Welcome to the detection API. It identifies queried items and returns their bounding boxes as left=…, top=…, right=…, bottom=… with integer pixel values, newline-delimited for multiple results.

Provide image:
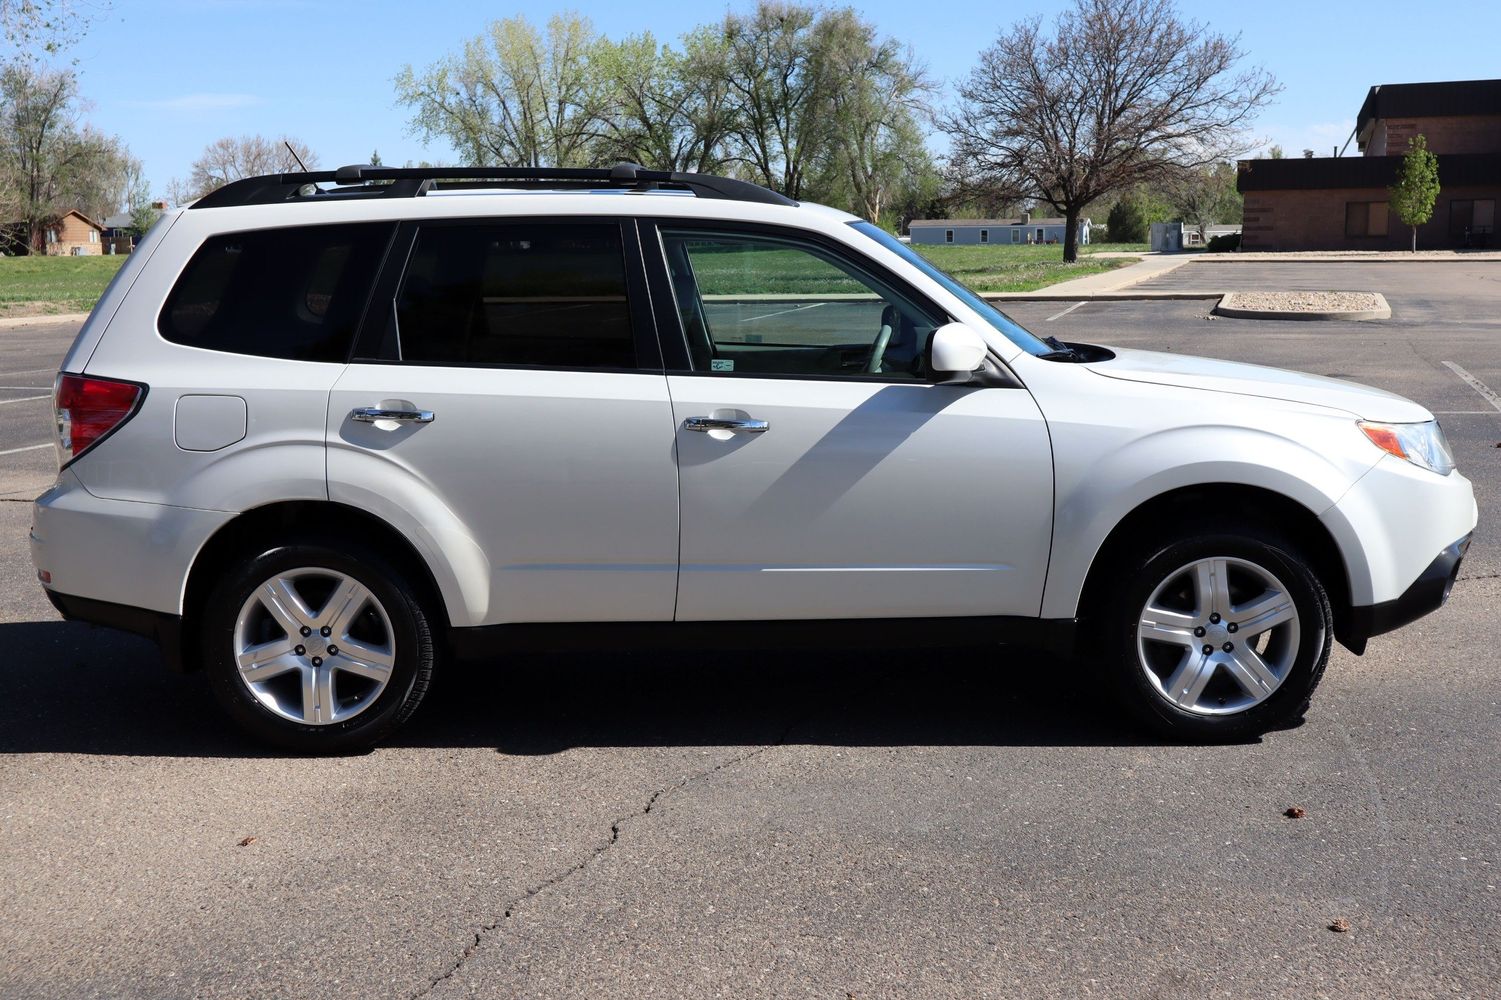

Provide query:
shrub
left=1106, top=198, right=1147, bottom=243
left=1206, top=232, right=1241, bottom=253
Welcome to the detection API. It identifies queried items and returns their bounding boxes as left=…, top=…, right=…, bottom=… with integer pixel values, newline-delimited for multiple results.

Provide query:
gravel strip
left=1221, top=291, right=1384, bottom=312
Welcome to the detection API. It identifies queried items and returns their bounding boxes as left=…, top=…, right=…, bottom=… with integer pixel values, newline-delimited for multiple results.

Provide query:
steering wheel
left=865, top=316, right=894, bottom=373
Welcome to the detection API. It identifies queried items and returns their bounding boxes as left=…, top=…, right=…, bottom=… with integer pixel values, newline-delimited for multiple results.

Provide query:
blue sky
left=59, top=0, right=1501, bottom=200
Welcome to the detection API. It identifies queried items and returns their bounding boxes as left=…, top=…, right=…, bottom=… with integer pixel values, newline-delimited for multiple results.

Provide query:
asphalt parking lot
left=2, top=260, right=1499, bottom=999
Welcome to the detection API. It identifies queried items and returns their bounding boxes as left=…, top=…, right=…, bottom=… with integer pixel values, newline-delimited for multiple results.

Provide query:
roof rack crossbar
left=190, top=162, right=795, bottom=209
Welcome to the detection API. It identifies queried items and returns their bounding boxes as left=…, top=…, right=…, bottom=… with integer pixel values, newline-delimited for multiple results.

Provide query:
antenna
left=283, top=140, right=309, bottom=172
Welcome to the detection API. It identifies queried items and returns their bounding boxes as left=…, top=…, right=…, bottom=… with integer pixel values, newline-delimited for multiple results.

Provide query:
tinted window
left=160, top=223, right=390, bottom=362
left=393, top=223, right=636, bottom=369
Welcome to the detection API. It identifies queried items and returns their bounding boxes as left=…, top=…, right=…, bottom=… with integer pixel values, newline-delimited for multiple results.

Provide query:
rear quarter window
left=159, top=223, right=391, bottom=362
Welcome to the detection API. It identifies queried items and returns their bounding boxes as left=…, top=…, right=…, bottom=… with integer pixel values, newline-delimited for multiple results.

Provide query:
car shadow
left=0, top=620, right=1172, bottom=758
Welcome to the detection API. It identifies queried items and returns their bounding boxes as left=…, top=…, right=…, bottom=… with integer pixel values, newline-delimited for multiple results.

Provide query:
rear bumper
left=29, top=470, right=231, bottom=616
left=1341, top=533, right=1471, bottom=652
left=44, top=589, right=186, bottom=672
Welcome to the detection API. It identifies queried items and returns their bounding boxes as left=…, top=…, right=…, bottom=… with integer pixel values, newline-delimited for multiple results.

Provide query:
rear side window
left=391, top=223, right=636, bottom=369
left=160, top=223, right=390, bottom=362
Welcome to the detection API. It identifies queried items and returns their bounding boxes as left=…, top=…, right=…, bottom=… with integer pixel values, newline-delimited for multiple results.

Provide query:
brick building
left=1237, top=79, right=1500, bottom=250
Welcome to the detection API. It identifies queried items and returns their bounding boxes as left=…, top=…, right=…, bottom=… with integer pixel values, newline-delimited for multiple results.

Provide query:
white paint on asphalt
left=0, top=368, right=57, bottom=378
left=738, top=302, right=826, bottom=322
left=1045, top=301, right=1086, bottom=322
left=0, top=394, right=48, bottom=406
left=0, top=443, right=51, bottom=457
left=1442, top=361, right=1501, bottom=413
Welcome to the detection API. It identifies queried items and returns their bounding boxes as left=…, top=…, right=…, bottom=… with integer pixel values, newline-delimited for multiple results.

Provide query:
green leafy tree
left=396, top=13, right=608, bottom=168
left=0, top=63, right=131, bottom=253
left=1168, top=162, right=1241, bottom=241
left=818, top=9, right=935, bottom=222
left=720, top=2, right=835, bottom=199
left=593, top=28, right=735, bottom=173
left=1388, top=133, right=1440, bottom=252
left=1107, top=197, right=1147, bottom=243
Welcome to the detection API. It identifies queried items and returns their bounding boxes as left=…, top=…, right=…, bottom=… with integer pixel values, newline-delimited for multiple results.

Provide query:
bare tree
left=0, top=63, right=129, bottom=252
left=396, top=13, right=608, bottom=168
left=944, top=0, right=1278, bottom=261
left=183, top=134, right=318, bottom=200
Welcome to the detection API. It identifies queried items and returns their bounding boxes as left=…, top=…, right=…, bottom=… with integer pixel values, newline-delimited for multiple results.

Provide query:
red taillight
left=54, top=373, right=144, bottom=466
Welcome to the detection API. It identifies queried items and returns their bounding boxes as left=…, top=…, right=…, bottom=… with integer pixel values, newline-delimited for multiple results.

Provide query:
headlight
left=1358, top=419, right=1456, bottom=476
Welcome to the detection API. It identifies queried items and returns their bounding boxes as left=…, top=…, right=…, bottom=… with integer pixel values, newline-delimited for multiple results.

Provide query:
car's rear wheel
left=1104, top=526, right=1333, bottom=741
left=199, top=541, right=434, bottom=753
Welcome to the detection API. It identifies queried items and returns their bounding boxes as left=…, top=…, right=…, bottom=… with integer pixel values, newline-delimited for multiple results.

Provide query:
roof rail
left=189, top=162, right=797, bottom=210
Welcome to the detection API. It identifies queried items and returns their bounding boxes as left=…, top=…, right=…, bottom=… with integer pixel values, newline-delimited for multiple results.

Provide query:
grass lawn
left=911, top=242, right=1148, bottom=293
left=0, top=255, right=126, bottom=316
left=0, top=240, right=1152, bottom=316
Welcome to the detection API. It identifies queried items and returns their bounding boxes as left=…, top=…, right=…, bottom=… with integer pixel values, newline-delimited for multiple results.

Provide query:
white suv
left=30, top=164, right=1477, bottom=752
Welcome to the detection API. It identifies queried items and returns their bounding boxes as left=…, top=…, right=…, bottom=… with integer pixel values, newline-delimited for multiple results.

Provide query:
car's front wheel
left=1105, top=527, right=1333, bottom=741
left=199, top=540, right=435, bottom=753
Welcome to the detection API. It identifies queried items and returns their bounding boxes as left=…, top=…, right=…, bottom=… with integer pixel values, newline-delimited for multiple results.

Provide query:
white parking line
left=0, top=443, right=50, bottom=457
left=1045, top=301, right=1086, bottom=322
left=738, top=302, right=827, bottom=322
left=0, top=394, right=48, bottom=406
left=0, top=368, right=57, bottom=378
left=1442, top=361, right=1501, bottom=413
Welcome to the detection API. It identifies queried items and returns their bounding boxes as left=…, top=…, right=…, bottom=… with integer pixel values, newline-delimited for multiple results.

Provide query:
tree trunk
left=1411, top=225, right=1417, bottom=253
left=1062, top=207, right=1080, bottom=263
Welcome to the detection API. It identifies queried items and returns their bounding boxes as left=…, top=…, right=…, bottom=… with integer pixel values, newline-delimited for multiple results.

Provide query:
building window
left=1011, top=228, right=1020, bottom=244
left=944, top=229, right=954, bottom=243
left=979, top=229, right=988, bottom=244
left=1036, top=228, right=1045, bottom=243
left=1345, top=201, right=1389, bottom=238
left=89, top=230, right=99, bottom=243
left=45, top=229, right=56, bottom=243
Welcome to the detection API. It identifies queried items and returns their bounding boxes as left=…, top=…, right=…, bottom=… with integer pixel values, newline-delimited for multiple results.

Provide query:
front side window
left=391, top=223, right=635, bottom=369
left=849, top=221, right=1051, bottom=356
left=659, top=228, right=943, bottom=381
left=160, top=223, right=390, bottom=361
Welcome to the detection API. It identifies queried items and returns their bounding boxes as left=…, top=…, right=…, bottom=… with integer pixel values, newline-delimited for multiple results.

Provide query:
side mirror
left=926, top=323, right=988, bottom=382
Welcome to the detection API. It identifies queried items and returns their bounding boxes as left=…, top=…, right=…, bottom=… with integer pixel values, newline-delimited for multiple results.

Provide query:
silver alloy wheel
left=1135, top=556, right=1301, bottom=716
left=232, top=568, right=396, bottom=726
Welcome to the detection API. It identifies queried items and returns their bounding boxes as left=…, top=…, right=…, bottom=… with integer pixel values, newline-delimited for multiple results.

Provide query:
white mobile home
left=908, top=214, right=1091, bottom=247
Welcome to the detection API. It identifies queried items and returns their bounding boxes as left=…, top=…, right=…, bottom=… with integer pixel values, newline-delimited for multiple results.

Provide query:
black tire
left=1102, top=524, right=1333, bottom=742
left=199, top=539, right=435, bottom=753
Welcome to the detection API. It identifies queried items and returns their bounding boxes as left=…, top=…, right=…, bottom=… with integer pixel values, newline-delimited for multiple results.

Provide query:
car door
left=642, top=220, right=1054, bottom=622
left=326, top=217, right=679, bottom=626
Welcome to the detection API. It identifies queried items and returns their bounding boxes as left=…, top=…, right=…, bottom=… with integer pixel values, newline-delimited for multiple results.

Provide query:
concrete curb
left=0, top=312, right=90, bottom=328
left=984, top=291, right=1222, bottom=302
left=1186, top=254, right=1501, bottom=264
left=1212, top=292, right=1391, bottom=321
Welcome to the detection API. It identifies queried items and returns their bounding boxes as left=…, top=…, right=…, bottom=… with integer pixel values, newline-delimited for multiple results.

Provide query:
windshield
left=849, top=221, right=1051, bottom=357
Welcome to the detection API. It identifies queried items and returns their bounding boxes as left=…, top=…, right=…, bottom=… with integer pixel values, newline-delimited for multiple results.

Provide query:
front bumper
left=1340, top=533, right=1471, bottom=653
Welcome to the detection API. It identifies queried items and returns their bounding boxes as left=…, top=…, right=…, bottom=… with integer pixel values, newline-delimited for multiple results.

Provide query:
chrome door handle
left=684, top=416, right=769, bottom=434
left=351, top=406, right=435, bottom=424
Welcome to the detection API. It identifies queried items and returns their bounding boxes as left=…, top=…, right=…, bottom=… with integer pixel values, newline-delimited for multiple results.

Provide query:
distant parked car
left=32, top=163, right=1476, bottom=751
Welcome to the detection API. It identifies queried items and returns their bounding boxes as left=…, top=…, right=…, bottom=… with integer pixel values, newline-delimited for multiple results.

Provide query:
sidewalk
left=983, top=253, right=1207, bottom=301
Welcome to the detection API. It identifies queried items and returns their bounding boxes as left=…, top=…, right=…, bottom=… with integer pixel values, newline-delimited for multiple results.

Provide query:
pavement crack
left=411, top=720, right=800, bottom=998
